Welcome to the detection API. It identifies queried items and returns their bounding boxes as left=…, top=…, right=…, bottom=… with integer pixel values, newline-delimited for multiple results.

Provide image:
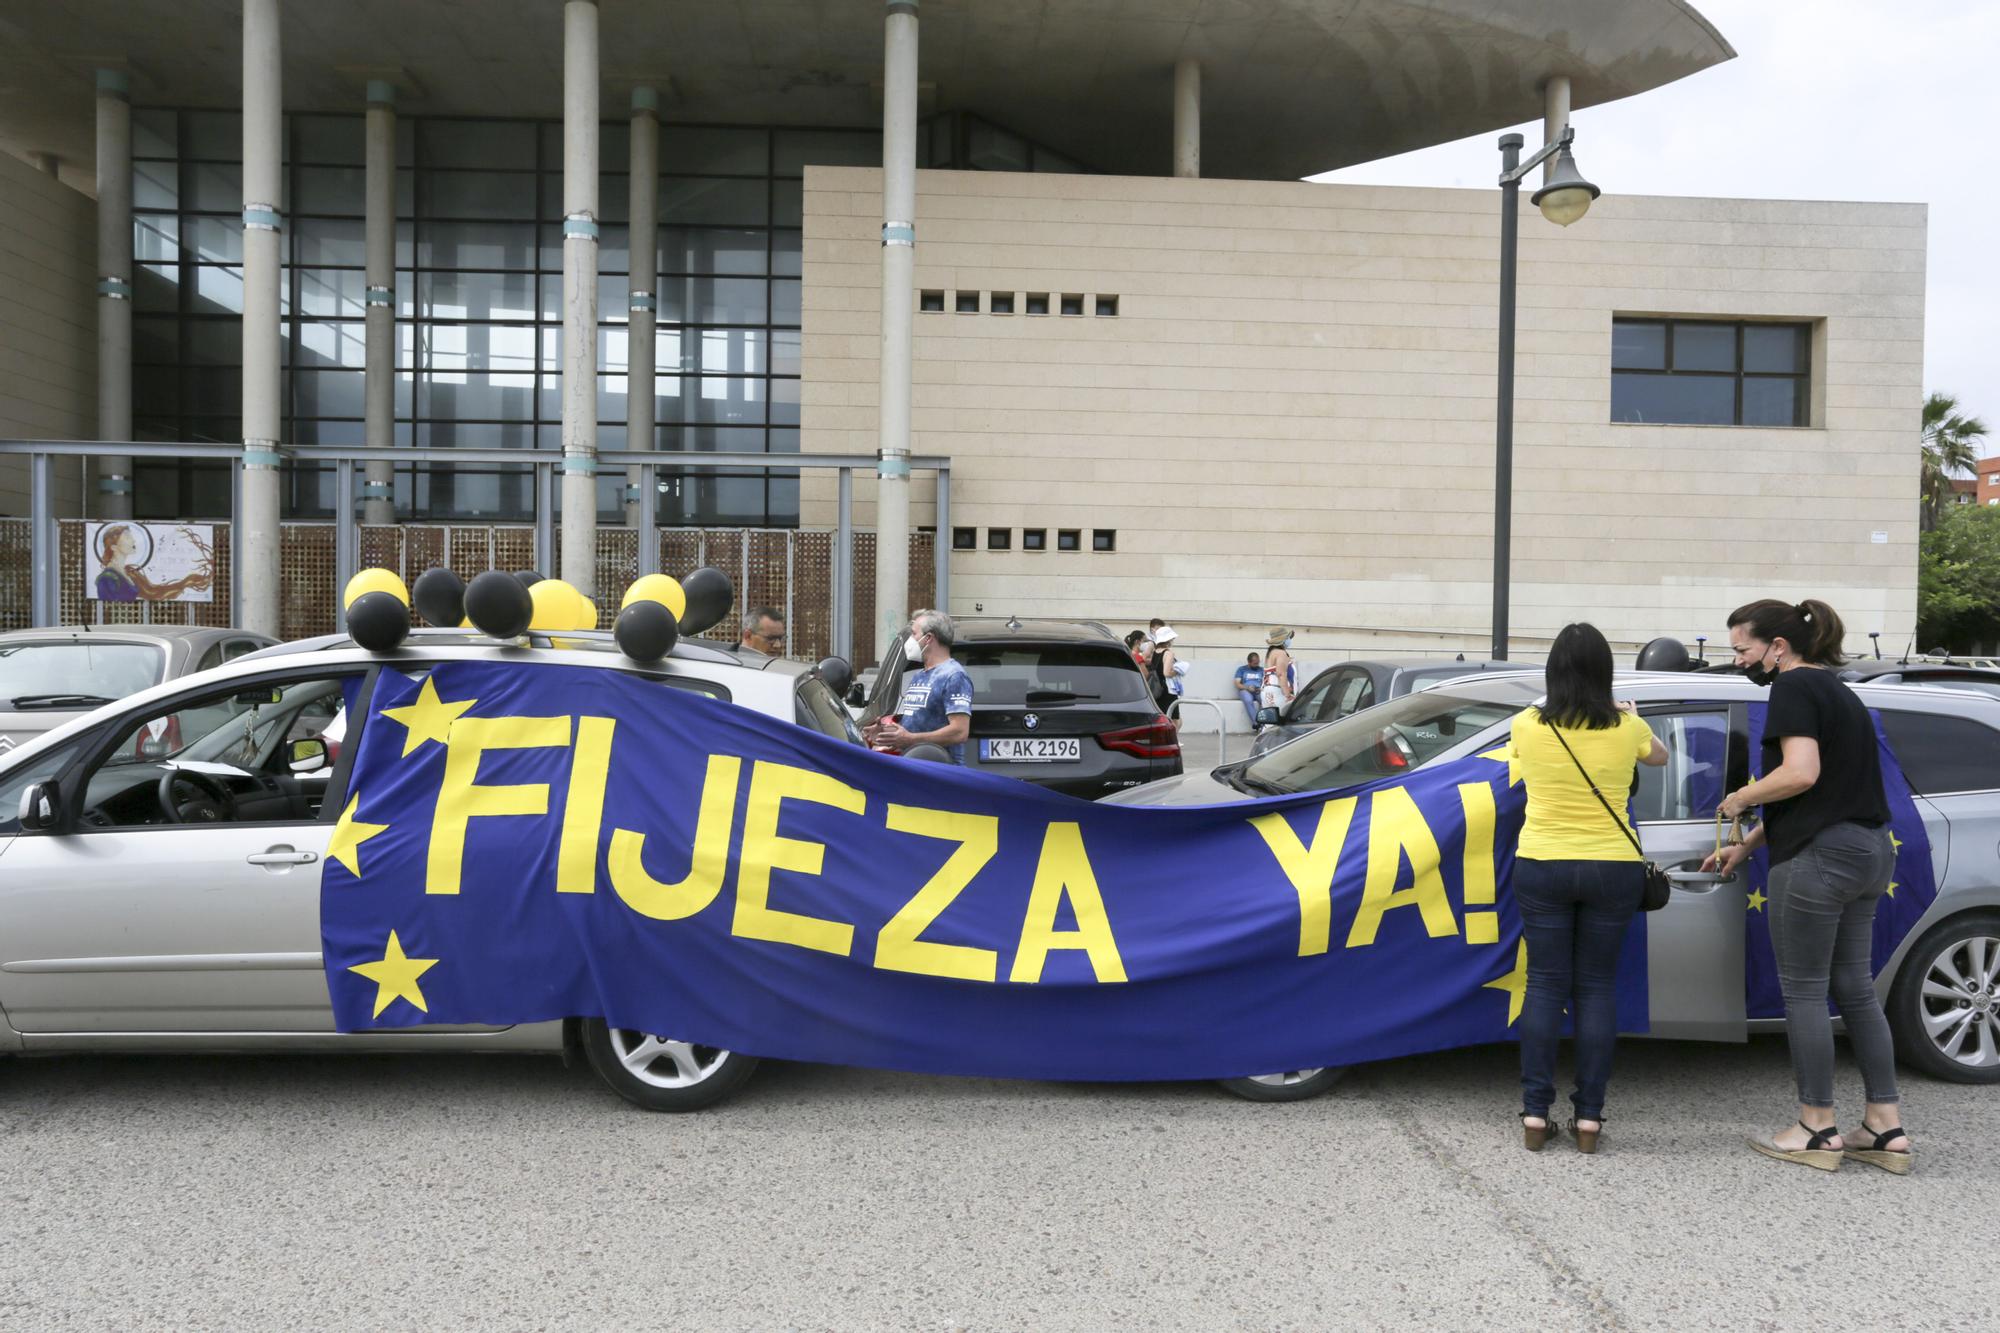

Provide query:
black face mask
left=1743, top=650, right=1779, bottom=687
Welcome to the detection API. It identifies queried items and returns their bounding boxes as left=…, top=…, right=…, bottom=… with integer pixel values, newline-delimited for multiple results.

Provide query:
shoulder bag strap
left=1545, top=720, right=1648, bottom=860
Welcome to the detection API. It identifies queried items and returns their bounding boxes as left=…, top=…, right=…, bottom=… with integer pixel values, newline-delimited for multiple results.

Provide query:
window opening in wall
left=1611, top=318, right=1811, bottom=427
left=1022, top=528, right=1046, bottom=551
left=1057, top=528, right=1080, bottom=551
left=955, top=291, right=980, bottom=314
left=951, top=526, right=976, bottom=551
left=1025, top=292, right=1050, bottom=316
left=1060, top=293, right=1084, bottom=316
left=989, top=292, right=1015, bottom=315
left=1091, top=529, right=1115, bottom=552
left=987, top=528, right=1012, bottom=550
left=1095, top=295, right=1118, bottom=317
left=920, top=289, right=945, bottom=312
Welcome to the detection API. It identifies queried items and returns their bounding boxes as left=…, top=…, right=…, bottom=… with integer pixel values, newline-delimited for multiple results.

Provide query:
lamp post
left=1491, top=125, right=1599, bottom=660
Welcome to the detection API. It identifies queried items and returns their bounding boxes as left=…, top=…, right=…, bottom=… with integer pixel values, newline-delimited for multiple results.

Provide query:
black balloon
left=1635, top=636, right=1692, bottom=672
left=512, top=569, right=544, bottom=588
left=347, top=590, right=411, bottom=652
left=904, top=743, right=952, bottom=764
left=412, top=567, right=466, bottom=628
left=815, top=655, right=853, bottom=697
left=679, top=565, right=734, bottom=636
left=465, top=569, right=534, bottom=639
left=614, top=600, right=680, bottom=660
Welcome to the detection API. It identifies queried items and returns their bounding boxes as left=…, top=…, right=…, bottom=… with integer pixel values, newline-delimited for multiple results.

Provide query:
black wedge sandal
left=1843, top=1124, right=1913, bottom=1175
left=1748, top=1121, right=1842, bottom=1172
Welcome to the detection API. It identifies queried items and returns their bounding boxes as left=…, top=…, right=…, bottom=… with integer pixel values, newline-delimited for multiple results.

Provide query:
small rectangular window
left=987, top=528, right=1011, bottom=550
left=1057, top=528, right=1080, bottom=551
left=1091, top=528, right=1115, bottom=552
left=951, top=526, right=976, bottom=551
left=1094, top=295, right=1118, bottom=317
left=955, top=291, right=980, bottom=314
left=1060, top=293, right=1084, bottom=316
left=990, top=292, right=1015, bottom=315
left=1611, top=317, right=1811, bottom=428
left=1022, top=528, right=1046, bottom=551
left=920, top=290, right=945, bottom=312
left=1025, top=292, right=1050, bottom=316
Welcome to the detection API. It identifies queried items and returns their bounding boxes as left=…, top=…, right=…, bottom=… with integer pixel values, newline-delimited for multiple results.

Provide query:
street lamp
left=1490, top=125, right=1599, bottom=661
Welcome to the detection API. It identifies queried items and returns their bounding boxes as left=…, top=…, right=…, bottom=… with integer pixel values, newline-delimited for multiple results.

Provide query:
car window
left=223, top=638, right=264, bottom=662
left=80, top=672, right=363, bottom=829
left=1878, top=710, right=2000, bottom=795
left=795, top=676, right=864, bottom=745
left=1329, top=670, right=1375, bottom=720
left=0, top=640, right=165, bottom=707
left=952, top=643, right=1149, bottom=707
left=1632, top=709, right=1741, bottom=822
left=1288, top=673, right=1333, bottom=722
left=1243, top=690, right=1521, bottom=795
left=0, top=739, right=83, bottom=836
left=196, top=642, right=226, bottom=673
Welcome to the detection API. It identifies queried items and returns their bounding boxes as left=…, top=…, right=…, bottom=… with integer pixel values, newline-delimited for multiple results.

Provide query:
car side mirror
left=18, top=780, right=61, bottom=832
left=1255, top=707, right=1281, bottom=727
left=288, top=738, right=329, bottom=774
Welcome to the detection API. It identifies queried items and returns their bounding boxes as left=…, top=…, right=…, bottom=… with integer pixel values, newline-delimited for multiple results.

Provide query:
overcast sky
left=1315, top=0, right=1998, bottom=451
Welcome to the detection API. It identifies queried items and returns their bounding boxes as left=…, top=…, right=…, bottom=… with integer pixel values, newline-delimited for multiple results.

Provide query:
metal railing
left=1, top=439, right=950, bottom=665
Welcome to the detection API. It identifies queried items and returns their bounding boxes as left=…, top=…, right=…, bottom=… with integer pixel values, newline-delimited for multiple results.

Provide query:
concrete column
left=559, top=0, right=601, bottom=596
left=1541, top=75, right=1571, bottom=184
left=95, top=69, right=133, bottom=519
left=625, top=86, right=659, bottom=529
left=239, top=0, right=284, bottom=637
left=875, top=0, right=918, bottom=650
left=1173, top=57, right=1200, bottom=179
left=362, top=80, right=397, bottom=525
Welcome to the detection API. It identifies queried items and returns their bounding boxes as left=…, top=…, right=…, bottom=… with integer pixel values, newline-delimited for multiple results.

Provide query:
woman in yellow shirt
left=1510, top=623, right=1667, bottom=1152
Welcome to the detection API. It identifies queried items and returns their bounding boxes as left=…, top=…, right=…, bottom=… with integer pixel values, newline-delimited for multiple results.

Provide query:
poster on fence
left=85, top=522, right=217, bottom=603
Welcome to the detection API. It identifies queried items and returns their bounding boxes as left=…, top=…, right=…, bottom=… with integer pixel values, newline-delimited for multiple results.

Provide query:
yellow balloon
left=620, top=573, right=686, bottom=621
left=528, top=578, right=580, bottom=631
left=570, top=587, right=601, bottom=631
left=343, top=567, right=409, bottom=609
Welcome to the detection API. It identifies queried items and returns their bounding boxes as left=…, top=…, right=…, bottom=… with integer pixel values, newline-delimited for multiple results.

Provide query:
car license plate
left=982, top=737, right=1081, bottom=763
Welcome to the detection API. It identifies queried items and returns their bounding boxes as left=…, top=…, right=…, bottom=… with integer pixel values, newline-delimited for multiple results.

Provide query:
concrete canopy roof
left=0, top=0, right=1731, bottom=183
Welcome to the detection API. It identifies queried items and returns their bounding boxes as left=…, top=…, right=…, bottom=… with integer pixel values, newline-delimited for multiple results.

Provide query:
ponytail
left=1727, top=597, right=1848, bottom=667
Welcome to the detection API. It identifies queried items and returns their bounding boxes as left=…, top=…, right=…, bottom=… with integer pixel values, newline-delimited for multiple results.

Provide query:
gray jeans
left=1767, top=820, right=1900, bottom=1109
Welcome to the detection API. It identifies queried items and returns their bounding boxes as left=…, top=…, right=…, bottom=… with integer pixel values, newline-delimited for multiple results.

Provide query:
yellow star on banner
left=1483, top=939, right=1529, bottom=1026
left=326, top=793, right=389, bottom=877
left=348, top=930, right=439, bottom=1019
left=1887, top=881, right=1898, bottom=899
left=1747, top=888, right=1767, bottom=912
left=1890, top=832, right=1904, bottom=854
left=380, top=677, right=477, bottom=756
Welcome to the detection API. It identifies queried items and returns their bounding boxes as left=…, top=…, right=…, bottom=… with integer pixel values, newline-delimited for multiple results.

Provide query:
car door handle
left=1666, top=870, right=1736, bottom=885
left=246, top=850, right=319, bottom=866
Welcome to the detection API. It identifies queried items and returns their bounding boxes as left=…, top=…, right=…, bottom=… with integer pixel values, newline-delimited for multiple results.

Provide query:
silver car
left=0, top=630, right=863, bottom=1112
left=0, top=625, right=274, bottom=756
left=1112, top=670, right=2000, bottom=1098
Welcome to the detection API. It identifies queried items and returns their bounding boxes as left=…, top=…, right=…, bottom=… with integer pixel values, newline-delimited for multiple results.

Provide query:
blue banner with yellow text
left=321, top=662, right=1633, bottom=1079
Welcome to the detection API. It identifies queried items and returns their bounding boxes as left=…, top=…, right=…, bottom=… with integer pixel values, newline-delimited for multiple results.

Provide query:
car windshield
left=953, top=643, right=1149, bottom=706
left=1241, top=690, right=1523, bottom=794
left=0, top=640, right=164, bottom=707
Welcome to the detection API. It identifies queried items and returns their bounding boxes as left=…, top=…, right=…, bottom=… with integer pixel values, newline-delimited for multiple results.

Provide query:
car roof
left=1841, top=660, right=2000, bottom=680
left=1418, top=667, right=2000, bottom=716
left=950, top=618, right=1118, bottom=642
left=0, top=624, right=250, bottom=644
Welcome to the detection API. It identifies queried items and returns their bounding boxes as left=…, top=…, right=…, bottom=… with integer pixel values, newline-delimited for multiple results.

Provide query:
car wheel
left=1217, top=1067, right=1348, bottom=1103
left=579, top=1018, right=760, bottom=1111
left=1889, top=912, right=2000, bottom=1085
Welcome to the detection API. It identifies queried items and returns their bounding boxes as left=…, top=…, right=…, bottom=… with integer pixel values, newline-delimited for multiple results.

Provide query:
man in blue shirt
left=864, top=609, right=974, bottom=763
left=1233, top=652, right=1263, bottom=725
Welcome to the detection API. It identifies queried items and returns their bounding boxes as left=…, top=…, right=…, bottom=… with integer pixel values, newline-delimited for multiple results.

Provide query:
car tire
left=1217, top=1067, right=1348, bottom=1103
left=1888, top=912, right=2000, bottom=1085
left=579, top=1018, right=760, bottom=1111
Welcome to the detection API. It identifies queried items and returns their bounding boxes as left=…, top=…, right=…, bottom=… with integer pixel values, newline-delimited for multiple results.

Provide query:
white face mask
left=903, top=634, right=926, bottom=664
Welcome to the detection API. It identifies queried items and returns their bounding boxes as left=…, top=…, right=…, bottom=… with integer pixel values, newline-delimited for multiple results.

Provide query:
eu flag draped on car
left=321, top=660, right=1618, bottom=1080
left=1742, top=703, right=1939, bottom=1021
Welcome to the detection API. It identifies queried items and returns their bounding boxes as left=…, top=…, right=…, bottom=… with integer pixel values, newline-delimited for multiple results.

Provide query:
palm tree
left=1921, top=391, right=1989, bottom=531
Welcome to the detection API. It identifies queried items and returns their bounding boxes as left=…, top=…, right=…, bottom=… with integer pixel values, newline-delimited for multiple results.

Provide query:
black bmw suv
left=858, top=618, right=1182, bottom=800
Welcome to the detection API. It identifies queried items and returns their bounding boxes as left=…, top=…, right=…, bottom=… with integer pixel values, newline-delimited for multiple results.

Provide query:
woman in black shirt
left=1704, top=598, right=1912, bottom=1173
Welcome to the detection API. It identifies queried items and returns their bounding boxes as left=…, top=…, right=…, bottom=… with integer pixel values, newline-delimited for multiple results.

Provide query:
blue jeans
left=1516, top=858, right=1644, bottom=1122
left=1238, top=690, right=1258, bottom=725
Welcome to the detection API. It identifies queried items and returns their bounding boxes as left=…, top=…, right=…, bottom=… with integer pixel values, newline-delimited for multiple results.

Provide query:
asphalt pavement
left=3, top=1036, right=1992, bottom=1330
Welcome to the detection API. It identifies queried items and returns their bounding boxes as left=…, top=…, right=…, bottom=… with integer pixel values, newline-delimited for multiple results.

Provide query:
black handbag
left=1545, top=722, right=1673, bottom=912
